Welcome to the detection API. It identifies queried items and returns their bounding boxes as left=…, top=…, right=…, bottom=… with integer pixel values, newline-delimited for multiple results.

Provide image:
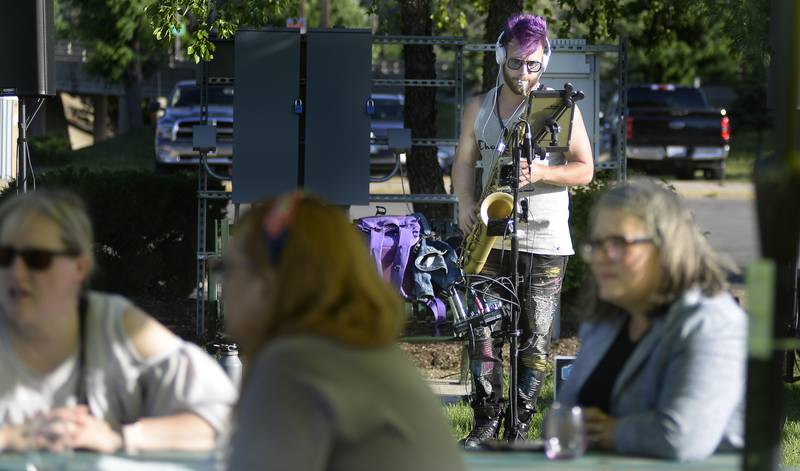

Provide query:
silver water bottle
left=218, top=344, right=243, bottom=389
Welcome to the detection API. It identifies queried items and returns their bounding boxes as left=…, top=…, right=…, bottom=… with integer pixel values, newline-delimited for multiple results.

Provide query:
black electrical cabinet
left=233, top=29, right=372, bottom=205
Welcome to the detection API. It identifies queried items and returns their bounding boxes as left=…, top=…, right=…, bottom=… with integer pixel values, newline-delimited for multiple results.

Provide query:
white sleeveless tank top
left=472, top=85, right=574, bottom=255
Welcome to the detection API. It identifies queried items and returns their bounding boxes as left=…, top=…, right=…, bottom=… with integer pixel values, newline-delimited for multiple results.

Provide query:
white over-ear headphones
left=494, top=30, right=552, bottom=75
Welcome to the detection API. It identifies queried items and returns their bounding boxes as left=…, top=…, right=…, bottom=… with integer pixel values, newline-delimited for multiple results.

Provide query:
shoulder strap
left=392, top=222, right=415, bottom=296
left=425, top=298, right=447, bottom=336
left=364, top=223, right=386, bottom=274
left=76, top=295, right=89, bottom=406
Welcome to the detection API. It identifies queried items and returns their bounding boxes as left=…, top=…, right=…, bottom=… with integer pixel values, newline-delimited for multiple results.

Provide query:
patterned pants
left=467, top=250, right=568, bottom=410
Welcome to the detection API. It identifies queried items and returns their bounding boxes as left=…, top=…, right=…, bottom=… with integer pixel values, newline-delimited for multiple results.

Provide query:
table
left=463, top=451, right=743, bottom=471
left=0, top=451, right=214, bottom=471
left=0, top=450, right=772, bottom=470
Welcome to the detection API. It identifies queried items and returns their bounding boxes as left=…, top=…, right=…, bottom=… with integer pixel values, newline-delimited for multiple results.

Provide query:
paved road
left=685, top=196, right=759, bottom=275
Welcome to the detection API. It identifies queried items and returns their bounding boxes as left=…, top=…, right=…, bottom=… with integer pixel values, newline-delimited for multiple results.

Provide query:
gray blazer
left=559, top=288, right=747, bottom=461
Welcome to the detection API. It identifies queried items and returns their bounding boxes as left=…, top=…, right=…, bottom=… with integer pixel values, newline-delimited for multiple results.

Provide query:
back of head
left=235, top=193, right=404, bottom=351
left=590, top=179, right=734, bottom=308
left=0, top=189, right=95, bottom=275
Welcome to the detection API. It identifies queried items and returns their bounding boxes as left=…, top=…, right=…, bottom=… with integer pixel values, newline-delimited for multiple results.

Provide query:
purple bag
left=355, top=215, right=422, bottom=299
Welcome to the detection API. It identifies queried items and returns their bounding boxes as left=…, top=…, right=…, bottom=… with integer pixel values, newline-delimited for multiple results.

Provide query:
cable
left=24, top=140, right=36, bottom=191
left=479, top=68, right=502, bottom=145
left=466, top=274, right=521, bottom=307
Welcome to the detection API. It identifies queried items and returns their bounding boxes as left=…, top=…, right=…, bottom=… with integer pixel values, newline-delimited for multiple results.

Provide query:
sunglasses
left=0, top=246, right=81, bottom=270
left=506, top=58, right=543, bottom=73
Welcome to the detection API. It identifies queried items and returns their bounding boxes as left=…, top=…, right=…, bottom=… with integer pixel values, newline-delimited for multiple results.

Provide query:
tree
left=480, top=0, right=523, bottom=93
left=397, top=0, right=448, bottom=221
left=64, top=0, right=168, bottom=131
left=554, top=0, right=770, bottom=134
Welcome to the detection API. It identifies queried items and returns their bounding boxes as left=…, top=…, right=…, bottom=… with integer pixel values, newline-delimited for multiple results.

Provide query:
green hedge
left=565, top=177, right=610, bottom=297
left=0, top=169, right=226, bottom=297
left=28, top=135, right=72, bottom=166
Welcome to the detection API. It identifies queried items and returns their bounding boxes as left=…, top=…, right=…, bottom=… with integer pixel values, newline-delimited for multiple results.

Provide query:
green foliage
left=563, top=175, right=611, bottom=303
left=552, top=0, right=771, bottom=88
left=146, top=0, right=291, bottom=63
left=27, top=135, right=73, bottom=167
left=148, top=0, right=368, bottom=64
left=302, top=0, right=371, bottom=29
left=63, top=0, right=168, bottom=82
left=0, top=169, right=226, bottom=297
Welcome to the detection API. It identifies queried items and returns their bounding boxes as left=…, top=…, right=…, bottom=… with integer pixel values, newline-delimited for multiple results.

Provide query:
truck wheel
left=677, top=168, right=695, bottom=180
left=705, top=162, right=725, bottom=181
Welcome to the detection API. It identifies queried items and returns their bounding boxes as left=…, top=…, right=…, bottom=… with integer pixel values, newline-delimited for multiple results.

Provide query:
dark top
left=577, top=317, right=640, bottom=413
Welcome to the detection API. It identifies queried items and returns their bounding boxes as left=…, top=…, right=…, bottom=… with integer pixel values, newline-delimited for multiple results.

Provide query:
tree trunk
left=398, top=0, right=448, bottom=223
left=92, top=94, right=108, bottom=143
left=481, top=0, right=523, bottom=93
left=320, top=0, right=329, bottom=27
left=122, top=31, right=144, bottom=131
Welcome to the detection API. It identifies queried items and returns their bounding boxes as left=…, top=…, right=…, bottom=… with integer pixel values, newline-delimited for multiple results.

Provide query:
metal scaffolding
left=194, top=34, right=629, bottom=342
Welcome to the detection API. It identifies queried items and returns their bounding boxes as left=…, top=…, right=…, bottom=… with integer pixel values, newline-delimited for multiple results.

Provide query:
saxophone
left=459, top=147, right=515, bottom=275
left=460, top=81, right=533, bottom=275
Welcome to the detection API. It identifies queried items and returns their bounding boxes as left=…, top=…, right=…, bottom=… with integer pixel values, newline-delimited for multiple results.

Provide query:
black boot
left=509, top=369, right=547, bottom=440
left=461, top=402, right=503, bottom=448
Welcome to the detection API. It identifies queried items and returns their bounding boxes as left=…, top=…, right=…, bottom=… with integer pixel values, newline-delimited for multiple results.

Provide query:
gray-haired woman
left=558, top=179, right=746, bottom=461
left=0, top=190, right=236, bottom=454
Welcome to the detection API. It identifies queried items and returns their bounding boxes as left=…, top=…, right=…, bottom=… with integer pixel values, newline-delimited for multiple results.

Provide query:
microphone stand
left=503, top=79, right=532, bottom=441
left=503, top=82, right=583, bottom=441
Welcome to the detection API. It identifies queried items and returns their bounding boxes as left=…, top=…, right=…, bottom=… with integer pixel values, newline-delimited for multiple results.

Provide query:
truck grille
left=175, top=120, right=234, bottom=142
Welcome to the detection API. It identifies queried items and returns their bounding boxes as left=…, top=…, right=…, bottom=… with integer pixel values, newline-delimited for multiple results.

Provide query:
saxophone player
left=451, top=13, right=594, bottom=446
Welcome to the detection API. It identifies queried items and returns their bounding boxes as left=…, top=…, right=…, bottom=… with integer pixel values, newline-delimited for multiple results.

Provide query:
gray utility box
left=233, top=29, right=372, bottom=205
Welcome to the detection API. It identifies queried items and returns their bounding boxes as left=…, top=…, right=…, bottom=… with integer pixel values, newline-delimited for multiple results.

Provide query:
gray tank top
left=472, top=86, right=574, bottom=255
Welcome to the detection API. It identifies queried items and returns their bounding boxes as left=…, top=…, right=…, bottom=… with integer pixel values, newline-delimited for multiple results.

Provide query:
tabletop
left=0, top=450, right=753, bottom=471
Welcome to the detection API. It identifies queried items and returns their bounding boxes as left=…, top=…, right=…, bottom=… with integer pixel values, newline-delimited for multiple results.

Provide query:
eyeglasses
left=580, top=235, right=654, bottom=261
left=506, top=58, right=543, bottom=73
left=0, top=246, right=81, bottom=271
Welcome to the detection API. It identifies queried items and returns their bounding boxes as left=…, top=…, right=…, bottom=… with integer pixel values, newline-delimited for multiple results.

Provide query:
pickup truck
left=154, top=80, right=234, bottom=171
left=619, top=84, right=730, bottom=180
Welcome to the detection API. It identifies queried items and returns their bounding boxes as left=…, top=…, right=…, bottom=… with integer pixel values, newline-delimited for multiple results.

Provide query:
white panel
left=0, top=97, right=17, bottom=181
left=541, top=53, right=599, bottom=162
left=545, top=53, right=591, bottom=75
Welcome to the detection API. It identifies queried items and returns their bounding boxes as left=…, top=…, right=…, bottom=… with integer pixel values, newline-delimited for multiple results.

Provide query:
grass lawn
left=445, top=370, right=800, bottom=466
left=444, top=369, right=554, bottom=441
left=725, top=128, right=769, bottom=181
left=783, top=383, right=800, bottom=466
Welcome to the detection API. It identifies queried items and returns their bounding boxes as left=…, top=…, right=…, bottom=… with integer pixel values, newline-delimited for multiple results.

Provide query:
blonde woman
left=0, top=190, right=236, bottom=454
left=559, top=180, right=746, bottom=460
left=223, top=192, right=464, bottom=471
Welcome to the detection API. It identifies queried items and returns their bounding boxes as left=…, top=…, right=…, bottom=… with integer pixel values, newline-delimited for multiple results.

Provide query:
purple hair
left=502, top=14, right=548, bottom=57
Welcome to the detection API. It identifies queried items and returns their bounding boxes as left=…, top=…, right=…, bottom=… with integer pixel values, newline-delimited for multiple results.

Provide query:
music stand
left=525, top=88, right=580, bottom=156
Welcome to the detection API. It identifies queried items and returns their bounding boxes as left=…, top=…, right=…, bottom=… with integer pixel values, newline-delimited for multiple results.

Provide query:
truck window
left=373, top=98, right=404, bottom=121
left=628, top=88, right=708, bottom=109
left=170, top=85, right=235, bottom=108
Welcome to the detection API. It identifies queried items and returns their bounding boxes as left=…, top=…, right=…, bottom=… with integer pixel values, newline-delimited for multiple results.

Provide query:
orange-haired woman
left=224, top=192, right=464, bottom=471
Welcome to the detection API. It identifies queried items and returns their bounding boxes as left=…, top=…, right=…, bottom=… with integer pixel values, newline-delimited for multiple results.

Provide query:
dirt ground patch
left=400, top=337, right=580, bottom=380
left=136, top=295, right=582, bottom=382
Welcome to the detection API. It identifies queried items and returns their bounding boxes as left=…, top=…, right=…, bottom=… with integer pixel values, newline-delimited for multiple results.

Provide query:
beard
left=502, top=67, right=536, bottom=96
